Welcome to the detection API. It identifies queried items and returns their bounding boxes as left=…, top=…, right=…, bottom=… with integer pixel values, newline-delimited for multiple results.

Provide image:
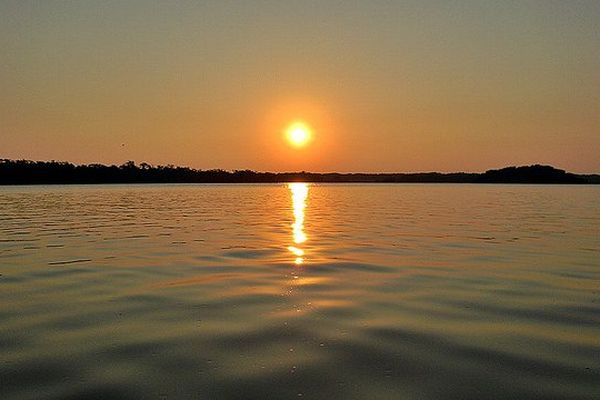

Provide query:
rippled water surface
left=1, top=184, right=599, bottom=399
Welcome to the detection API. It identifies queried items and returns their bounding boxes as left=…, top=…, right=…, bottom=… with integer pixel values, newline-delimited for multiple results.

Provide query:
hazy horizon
left=1, top=1, right=599, bottom=173
left=2, top=157, right=598, bottom=175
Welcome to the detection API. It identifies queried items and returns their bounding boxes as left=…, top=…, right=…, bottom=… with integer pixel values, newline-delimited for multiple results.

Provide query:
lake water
left=1, top=184, right=599, bottom=399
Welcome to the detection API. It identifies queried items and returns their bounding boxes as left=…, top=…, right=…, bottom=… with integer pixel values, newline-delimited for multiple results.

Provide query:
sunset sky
left=1, top=1, right=599, bottom=173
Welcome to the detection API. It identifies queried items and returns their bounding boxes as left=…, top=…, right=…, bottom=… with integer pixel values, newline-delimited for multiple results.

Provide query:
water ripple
left=0, top=184, right=598, bottom=399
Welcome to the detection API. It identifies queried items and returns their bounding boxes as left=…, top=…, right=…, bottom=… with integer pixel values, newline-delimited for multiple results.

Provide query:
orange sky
left=1, top=1, right=599, bottom=172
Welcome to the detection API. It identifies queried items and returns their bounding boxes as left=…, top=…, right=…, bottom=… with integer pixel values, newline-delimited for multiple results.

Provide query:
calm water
left=1, top=184, right=599, bottom=399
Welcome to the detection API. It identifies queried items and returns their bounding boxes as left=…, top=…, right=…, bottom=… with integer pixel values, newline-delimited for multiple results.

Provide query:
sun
left=285, top=121, right=312, bottom=147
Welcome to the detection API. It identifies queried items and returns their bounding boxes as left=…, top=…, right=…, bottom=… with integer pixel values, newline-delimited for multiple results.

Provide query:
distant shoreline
left=1, top=159, right=598, bottom=185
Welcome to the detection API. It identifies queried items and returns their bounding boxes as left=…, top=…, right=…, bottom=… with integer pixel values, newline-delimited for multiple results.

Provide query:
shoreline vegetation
left=0, top=159, right=598, bottom=185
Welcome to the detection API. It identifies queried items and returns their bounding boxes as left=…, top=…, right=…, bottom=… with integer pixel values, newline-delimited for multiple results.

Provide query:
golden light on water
left=288, top=182, right=308, bottom=264
left=287, top=246, right=304, bottom=257
left=285, top=121, right=312, bottom=148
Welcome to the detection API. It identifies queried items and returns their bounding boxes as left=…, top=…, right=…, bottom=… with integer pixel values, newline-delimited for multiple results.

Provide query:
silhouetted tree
left=0, top=159, right=596, bottom=185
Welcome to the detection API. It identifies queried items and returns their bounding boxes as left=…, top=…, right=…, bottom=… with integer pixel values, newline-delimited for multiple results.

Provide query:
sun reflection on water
left=288, top=183, right=308, bottom=264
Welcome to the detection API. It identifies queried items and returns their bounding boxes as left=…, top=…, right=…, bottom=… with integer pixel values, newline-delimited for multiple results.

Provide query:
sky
left=1, top=0, right=599, bottom=173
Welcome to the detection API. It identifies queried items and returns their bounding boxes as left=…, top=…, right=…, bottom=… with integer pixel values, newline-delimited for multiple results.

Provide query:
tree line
left=0, top=159, right=596, bottom=184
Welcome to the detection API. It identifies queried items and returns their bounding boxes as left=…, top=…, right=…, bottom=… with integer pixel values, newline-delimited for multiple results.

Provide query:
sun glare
left=286, top=121, right=312, bottom=147
left=288, top=182, right=308, bottom=265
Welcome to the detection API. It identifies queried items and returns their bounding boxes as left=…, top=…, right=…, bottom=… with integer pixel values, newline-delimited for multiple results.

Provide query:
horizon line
left=3, top=158, right=599, bottom=176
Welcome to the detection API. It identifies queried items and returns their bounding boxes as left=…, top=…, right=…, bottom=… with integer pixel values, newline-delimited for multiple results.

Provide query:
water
left=1, top=184, right=599, bottom=399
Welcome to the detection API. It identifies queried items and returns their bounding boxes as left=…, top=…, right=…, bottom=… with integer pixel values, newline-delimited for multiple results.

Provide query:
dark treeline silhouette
left=478, top=165, right=593, bottom=184
left=0, top=159, right=597, bottom=185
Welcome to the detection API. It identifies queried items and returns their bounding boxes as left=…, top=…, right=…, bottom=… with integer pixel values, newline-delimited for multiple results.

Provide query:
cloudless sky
left=1, top=0, right=599, bottom=172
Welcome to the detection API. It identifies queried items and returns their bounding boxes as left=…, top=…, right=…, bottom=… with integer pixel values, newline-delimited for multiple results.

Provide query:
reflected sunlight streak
left=288, top=183, right=309, bottom=264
